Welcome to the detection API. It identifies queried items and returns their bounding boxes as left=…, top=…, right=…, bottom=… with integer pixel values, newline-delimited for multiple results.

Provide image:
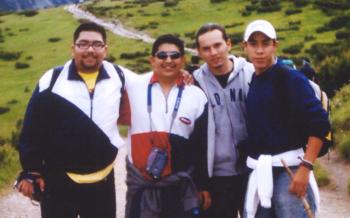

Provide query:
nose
left=164, top=56, right=172, bottom=62
left=86, top=45, right=95, bottom=52
left=209, top=47, right=218, bottom=56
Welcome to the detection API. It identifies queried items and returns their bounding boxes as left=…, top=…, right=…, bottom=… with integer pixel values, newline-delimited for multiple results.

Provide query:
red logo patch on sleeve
left=179, top=117, right=191, bottom=125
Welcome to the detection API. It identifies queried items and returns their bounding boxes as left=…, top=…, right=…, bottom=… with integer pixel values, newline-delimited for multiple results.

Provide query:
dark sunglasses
left=155, top=51, right=182, bottom=60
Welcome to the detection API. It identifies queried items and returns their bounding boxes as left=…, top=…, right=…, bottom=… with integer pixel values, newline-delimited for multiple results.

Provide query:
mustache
left=82, top=52, right=97, bottom=58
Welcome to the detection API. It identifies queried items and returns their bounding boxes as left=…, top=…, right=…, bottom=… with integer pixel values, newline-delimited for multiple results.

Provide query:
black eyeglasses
left=75, top=40, right=105, bottom=50
left=155, top=51, right=182, bottom=60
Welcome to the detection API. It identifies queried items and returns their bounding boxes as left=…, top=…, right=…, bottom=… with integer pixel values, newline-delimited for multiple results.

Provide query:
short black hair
left=73, top=22, right=107, bottom=43
left=195, top=23, right=228, bottom=48
left=152, top=34, right=185, bottom=56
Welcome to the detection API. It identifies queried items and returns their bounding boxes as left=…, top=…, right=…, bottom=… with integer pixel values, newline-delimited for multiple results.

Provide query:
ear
left=149, top=56, right=155, bottom=66
left=226, top=38, right=232, bottom=50
left=71, top=44, right=75, bottom=57
left=104, top=45, right=108, bottom=58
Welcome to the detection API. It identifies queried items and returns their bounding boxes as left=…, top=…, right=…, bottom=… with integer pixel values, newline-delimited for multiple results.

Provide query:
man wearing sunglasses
left=16, top=22, right=133, bottom=218
left=124, top=34, right=211, bottom=218
left=192, top=23, right=254, bottom=218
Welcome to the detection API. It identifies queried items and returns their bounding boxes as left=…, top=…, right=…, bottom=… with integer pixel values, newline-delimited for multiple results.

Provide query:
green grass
left=84, top=0, right=336, bottom=56
left=0, top=145, right=20, bottom=193
left=331, top=84, right=350, bottom=160
left=314, top=161, right=330, bottom=187
left=0, top=6, right=150, bottom=140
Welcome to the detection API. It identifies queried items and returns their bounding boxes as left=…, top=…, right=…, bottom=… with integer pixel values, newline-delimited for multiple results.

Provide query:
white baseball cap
left=244, top=19, right=277, bottom=41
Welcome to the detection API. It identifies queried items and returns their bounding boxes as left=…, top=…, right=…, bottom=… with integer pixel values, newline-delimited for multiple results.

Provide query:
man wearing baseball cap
left=241, top=19, right=330, bottom=218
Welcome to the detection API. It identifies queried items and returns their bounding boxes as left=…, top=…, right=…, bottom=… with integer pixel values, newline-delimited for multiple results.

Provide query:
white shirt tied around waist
left=245, top=148, right=320, bottom=218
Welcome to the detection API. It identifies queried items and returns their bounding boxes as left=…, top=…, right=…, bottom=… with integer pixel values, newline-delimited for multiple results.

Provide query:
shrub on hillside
left=225, top=22, right=244, bottom=29
left=318, top=50, right=350, bottom=97
left=289, top=20, right=301, bottom=26
left=19, top=28, right=29, bottom=32
left=18, top=10, right=38, bottom=17
left=317, top=15, right=350, bottom=33
left=10, top=119, right=22, bottom=149
left=0, top=145, right=20, bottom=190
left=293, top=0, right=309, bottom=7
left=315, top=0, right=350, bottom=10
left=48, top=37, right=61, bottom=43
left=0, top=51, right=21, bottom=61
left=0, top=11, right=11, bottom=16
left=164, top=0, right=178, bottom=7
left=339, top=138, right=350, bottom=160
left=241, top=10, right=252, bottom=17
left=304, top=34, right=315, bottom=41
left=24, top=86, right=30, bottom=93
left=245, top=5, right=258, bottom=12
left=149, top=21, right=159, bottom=29
left=120, top=50, right=149, bottom=59
left=285, top=8, right=302, bottom=15
left=161, top=11, right=170, bottom=17
left=185, top=42, right=195, bottom=49
left=336, top=30, right=350, bottom=40
left=15, top=62, right=30, bottom=69
left=229, top=32, right=244, bottom=44
left=314, top=162, right=330, bottom=187
left=0, top=137, right=5, bottom=146
left=0, top=107, right=10, bottom=115
left=282, top=43, right=304, bottom=55
left=210, top=0, right=228, bottom=3
left=306, top=42, right=342, bottom=63
left=257, top=0, right=281, bottom=13
left=7, top=99, right=18, bottom=105
left=105, top=55, right=116, bottom=63
left=184, top=31, right=196, bottom=40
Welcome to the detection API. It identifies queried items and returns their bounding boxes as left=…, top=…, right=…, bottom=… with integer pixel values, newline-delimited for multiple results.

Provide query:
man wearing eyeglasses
left=192, top=23, right=254, bottom=218
left=124, top=34, right=211, bottom=218
left=16, top=22, right=133, bottom=218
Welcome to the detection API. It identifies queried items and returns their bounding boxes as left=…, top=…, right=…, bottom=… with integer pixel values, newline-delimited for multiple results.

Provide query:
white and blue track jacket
left=125, top=72, right=210, bottom=189
left=19, top=60, right=131, bottom=174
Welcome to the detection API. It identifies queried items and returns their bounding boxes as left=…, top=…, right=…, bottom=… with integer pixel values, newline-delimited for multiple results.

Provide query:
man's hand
left=181, top=69, right=194, bottom=85
left=199, top=190, right=212, bottom=211
left=15, top=173, right=45, bottom=199
left=289, top=165, right=310, bottom=198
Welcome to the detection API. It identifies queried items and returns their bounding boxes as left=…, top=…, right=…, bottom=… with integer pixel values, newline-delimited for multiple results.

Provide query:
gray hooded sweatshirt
left=193, top=55, right=254, bottom=176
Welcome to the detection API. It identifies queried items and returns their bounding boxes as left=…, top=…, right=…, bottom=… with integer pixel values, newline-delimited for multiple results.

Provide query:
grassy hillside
left=83, top=0, right=336, bottom=57
left=332, top=84, right=350, bottom=160
left=0, top=7, right=150, bottom=141
left=0, top=6, right=150, bottom=189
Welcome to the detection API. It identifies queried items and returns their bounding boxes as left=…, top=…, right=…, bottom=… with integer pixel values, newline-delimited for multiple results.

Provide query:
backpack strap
left=113, top=64, right=125, bottom=91
left=48, top=66, right=63, bottom=91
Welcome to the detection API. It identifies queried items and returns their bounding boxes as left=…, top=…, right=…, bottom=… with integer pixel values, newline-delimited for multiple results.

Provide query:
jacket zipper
left=89, top=91, right=94, bottom=118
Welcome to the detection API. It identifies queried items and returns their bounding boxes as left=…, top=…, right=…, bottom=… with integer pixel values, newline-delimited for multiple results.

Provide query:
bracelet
left=298, top=156, right=314, bottom=170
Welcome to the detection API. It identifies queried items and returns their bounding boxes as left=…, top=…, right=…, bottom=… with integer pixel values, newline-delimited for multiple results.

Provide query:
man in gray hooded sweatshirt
left=192, top=23, right=254, bottom=218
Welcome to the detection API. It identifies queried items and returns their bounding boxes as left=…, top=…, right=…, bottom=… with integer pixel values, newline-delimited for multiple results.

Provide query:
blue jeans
left=254, top=167, right=316, bottom=218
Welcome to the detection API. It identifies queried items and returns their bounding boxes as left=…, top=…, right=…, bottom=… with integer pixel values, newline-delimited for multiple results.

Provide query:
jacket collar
left=68, top=59, right=110, bottom=82
left=149, top=72, right=185, bottom=87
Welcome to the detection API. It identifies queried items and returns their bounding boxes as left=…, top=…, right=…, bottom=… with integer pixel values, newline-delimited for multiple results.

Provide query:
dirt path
left=1, top=146, right=349, bottom=217
left=317, top=149, right=350, bottom=218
